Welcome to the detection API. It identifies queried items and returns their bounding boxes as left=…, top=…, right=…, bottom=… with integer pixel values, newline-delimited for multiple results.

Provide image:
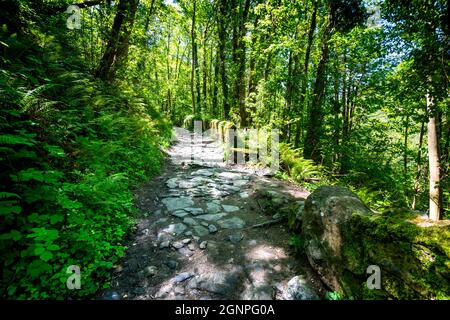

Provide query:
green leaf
left=34, top=247, right=45, bottom=255
left=47, top=244, right=60, bottom=251
left=40, top=251, right=53, bottom=262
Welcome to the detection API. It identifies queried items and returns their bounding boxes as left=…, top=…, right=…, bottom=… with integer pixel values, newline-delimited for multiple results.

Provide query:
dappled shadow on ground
left=106, top=133, right=326, bottom=300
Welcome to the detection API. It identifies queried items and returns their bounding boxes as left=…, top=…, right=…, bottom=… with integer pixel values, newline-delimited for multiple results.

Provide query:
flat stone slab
left=184, top=207, right=204, bottom=215
left=222, top=204, right=240, bottom=213
left=196, top=213, right=228, bottom=222
left=162, top=223, right=188, bottom=235
left=162, top=196, right=194, bottom=211
left=183, top=217, right=198, bottom=226
left=216, top=172, right=243, bottom=180
left=193, top=225, right=209, bottom=237
left=170, top=210, right=190, bottom=218
left=166, top=178, right=178, bottom=189
left=191, top=169, right=215, bottom=176
left=218, top=217, right=246, bottom=229
left=206, top=202, right=222, bottom=213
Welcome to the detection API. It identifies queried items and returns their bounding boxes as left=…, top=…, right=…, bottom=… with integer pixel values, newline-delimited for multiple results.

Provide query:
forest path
left=106, top=128, right=325, bottom=300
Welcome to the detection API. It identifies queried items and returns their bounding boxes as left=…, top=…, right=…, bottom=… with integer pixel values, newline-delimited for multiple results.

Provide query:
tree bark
left=217, top=0, right=230, bottom=119
left=303, top=6, right=332, bottom=162
left=427, top=92, right=441, bottom=221
left=294, top=0, right=317, bottom=148
left=95, top=0, right=138, bottom=81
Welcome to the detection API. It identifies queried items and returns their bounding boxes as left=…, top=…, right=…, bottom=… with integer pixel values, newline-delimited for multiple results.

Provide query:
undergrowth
left=0, top=31, right=171, bottom=299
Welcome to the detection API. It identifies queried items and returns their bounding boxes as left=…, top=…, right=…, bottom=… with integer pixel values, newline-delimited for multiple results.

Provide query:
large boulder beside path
left=301, top=186, right=450, bottom=299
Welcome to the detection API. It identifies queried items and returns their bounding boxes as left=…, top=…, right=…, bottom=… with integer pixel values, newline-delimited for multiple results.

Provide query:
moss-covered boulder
left=301, top=186, right=450, bottom=299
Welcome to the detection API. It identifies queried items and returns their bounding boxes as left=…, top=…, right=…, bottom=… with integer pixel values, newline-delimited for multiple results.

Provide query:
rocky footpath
left=102, top=129, right=324, bottom=300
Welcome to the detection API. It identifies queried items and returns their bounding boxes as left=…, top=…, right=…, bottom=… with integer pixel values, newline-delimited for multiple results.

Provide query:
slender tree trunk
left=191, top=0, right=197, bottom=115
left=404, top=114, right=409, bottom=174
left=218, top=0, right=229, bottom=119
left=304, top=7, right=332, bottom=162
left=294, top=0, right=317, bottom=147
left=95, top=0, right=138, bottom=81
left=412, top=119, right=425, bottom=210
left=427, top=92, right=441, bottom=221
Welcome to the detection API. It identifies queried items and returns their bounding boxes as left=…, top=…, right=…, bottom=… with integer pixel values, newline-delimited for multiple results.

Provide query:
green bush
left=0, top=34, right=170, bottom=299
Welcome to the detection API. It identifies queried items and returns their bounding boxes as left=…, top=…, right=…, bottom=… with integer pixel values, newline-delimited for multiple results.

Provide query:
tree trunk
left=95, top=0, right=138, bottom=81
left=412, top=119, right=425, bottom=210
left=427, top=92, right=441, bottom=221
left=303, top=7, right=332, bottom=162
left=191, top=0, right=198, bottom=115
left=217, top=0, right=230, bottom=119
left=294, top=0, right=317, bottom=148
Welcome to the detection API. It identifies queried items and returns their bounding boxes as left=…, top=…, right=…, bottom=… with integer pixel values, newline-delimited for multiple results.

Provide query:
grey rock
left=208, top=224, right=218, bottom=233
left=188, top=243, right=195, bottom=251
left=199, top=241, right=208, bottom=249
left=196, top=213, right=228, bottom=222
left=216, top=172, right=242, bottom=180
left=162, top=197, right=194, bottom=211
left=183, top=217, right=198, bottom=226
left=182, top=238, right=191, bottom=244
left=172, top=241, right=184, bottom=249
left=239, top=192, right=249, bottom=199
left=184, top=207, right=204, bottom=215
left=145, top=266, right=158, bottom=277
left=200, top=221, right=209, bottom=227
left=233, top=179, right=249, bottom=187
left=174, top=272, right=195, bottom=283
left=218, top=217, right=246, bottom=229
left=162, top=223, right=188, bottom=235
left=228, top=234, right=243, bottom=243
left=166, top=178, right=178, bottom=189
left=186, top=267, right=245, bottom=296
left=171, top=210, right=190, bottom=218
left=178, top=247, right=194, bottom=257
left=283, top=276, right=319, bottom=300
left=159, top=241, right=171, bottom=249
left=191, top=169, right=215, bottom=177
left=206, top=202, right=222, bottom=214
left=222, top=204, right=240, bottom=213
left=193, top=225, right=209, bottom=237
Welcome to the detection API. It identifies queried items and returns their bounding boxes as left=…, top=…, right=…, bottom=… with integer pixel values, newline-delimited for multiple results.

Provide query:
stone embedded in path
left=218, top=217, right=246, bottom=229
left=208, top=224, right=218, bottom=233
left=166, top=178, right=178, bottom=189
left=191, top=169, right=215, bottom=177
left=196, top=213, right=228, bottom=222
left=206, top=202, right=221, bottom=214
left=159, top=241, right=171, bottom=249
left=162, top=196, right=194, bottom=211
left=172, top=241, right=184, bottom=249
left=174, top=272, right=195, bottom=284
left=145, top=266, right=158, bottom=277
left=184, top=207, right=204, bottom=215
left=222, top=204, right=240, bottom=213
left=170, top=210, right=190, bottom=218
left=233, top=179, right=249, bottom=187
left=220, top=185, right=241, bottom=193
left=162, top=223, right=187, bottom=235
left=183, top=217, right=198, bottom=226
left=283, top=276, right=319, bottom=300
left=193, top=225, right=209, bottom=237
left=199, top=241, right=208, bottom=249
left=216, top=172, right=243, bottom=180
left=228, top=234, right=243, bottom=243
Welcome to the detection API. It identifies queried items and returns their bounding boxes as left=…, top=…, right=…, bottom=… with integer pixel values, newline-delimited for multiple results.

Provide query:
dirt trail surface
left=105, top=128, right=326, bottom=300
